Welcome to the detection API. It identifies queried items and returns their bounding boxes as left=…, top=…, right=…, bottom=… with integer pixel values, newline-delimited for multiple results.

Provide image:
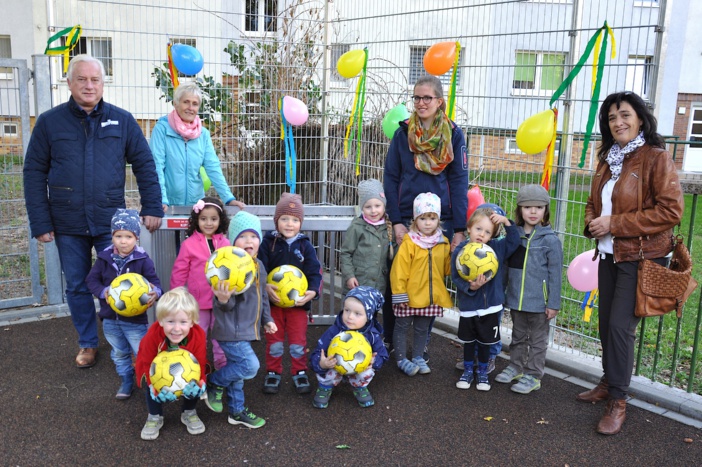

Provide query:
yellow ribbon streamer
left=343, top=76, right=363, bottom=158
left=540, top=108, right=558, bottom=190
left=45, top=25, right=82, bottom=74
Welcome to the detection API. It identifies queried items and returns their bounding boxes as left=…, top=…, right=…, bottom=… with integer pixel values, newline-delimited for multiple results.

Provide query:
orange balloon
left=423, top=42, right=456, bottom=76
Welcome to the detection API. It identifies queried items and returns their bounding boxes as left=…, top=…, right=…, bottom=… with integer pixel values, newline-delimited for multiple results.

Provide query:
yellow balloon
left=336, top=49, right=365, bottom=79
left=516, top=109, right=555, bottom=154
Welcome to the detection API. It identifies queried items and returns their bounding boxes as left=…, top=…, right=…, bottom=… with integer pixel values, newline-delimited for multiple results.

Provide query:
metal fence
left=2, top=0, right=701, bottom=392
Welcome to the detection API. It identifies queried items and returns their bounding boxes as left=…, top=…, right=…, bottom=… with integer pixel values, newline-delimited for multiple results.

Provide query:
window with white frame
left=245, top=0, right=278, bottom=34
left=1, top=122, right=18, bottom=137
left=61, top=36, right=113, bottom=77
left=512, top=51, right=566, bottom=96
left=0, top=35, right=12, bottom=78
left=505, top=137, right=560, bottom=154
left=330, top=44, right=350, bottom=83
left=409, top=46, right=462, bottom=89
left=625, top=56, right=653, bottom=100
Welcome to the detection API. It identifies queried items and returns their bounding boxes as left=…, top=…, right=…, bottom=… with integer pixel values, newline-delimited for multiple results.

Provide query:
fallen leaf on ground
left=684, top=438, right=693, bottom=443
left=336, top=445, right=350, bottom=449
left=483, top=416, right=493, bottom=421
left=536, top=418, right=549, bottom=425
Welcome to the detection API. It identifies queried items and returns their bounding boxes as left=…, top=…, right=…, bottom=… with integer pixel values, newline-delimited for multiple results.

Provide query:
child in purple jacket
left=86, top=209, right=162, bottom=399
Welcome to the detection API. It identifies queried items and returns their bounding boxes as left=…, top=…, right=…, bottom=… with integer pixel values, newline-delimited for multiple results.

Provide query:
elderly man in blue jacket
left=23, top=54, right=163, bottom=369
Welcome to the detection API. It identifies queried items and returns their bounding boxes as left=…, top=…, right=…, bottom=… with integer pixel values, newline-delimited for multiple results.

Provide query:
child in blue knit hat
left=309, top=285, right=389, bottom=408
left=86, top=208, right=162, bottom=400
left=204, top=210, right=278, bottom=429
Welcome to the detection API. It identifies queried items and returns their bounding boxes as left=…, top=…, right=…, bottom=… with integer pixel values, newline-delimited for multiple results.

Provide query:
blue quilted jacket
left=23, top=97, right=162, bottom=237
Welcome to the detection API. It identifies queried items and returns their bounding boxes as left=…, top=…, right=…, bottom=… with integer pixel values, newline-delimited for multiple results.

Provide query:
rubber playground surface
left=2, top=316, right=701, bottom=465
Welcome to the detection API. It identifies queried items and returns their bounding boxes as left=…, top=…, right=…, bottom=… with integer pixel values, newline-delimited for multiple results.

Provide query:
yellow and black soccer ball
left=266, top=265, right=308, bottom=308
left=327, top=330, right=372, bottom=376
left=455, top=242, right=499, bottom=282
left=204, top=246, right=256, bottom=294
left=149, top=349, right=201, bottom=398
left=106, top=272, right=152, bottom=317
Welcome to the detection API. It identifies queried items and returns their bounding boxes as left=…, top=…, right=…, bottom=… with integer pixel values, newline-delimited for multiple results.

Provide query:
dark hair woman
left=579, top=91, right=683, bottom=435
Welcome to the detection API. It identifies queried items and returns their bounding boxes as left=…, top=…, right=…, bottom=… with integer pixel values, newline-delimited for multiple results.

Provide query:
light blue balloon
left=171, top=44, right=204, bottom=75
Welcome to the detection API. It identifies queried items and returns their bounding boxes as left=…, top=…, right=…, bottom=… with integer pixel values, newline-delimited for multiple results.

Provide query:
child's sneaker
left=487, top=357, right=496, bottom=374
left=140, top=414, right=164, bottom=441
left=495, top=365, right=524, bottom=384
left=180, top=409, right=206, bottom=435
left=204, top=384, right=224, bottom=413
left=412, top=356, right=431, bottom=374
left=228, top=407, right=266, bottom=429
left=263, top=372, right=281, bottom=394
left=397, top=358, right=419, bottom=376
left=455, top=359, right=466, bottom=371
left=476, top=364, right=491, bottom=391
left=353, top=386, right=375, bottom=407
left=475, top=370, right=490, bottom=391
left=511, top=375, right=541, bottom=394
left=292, top=372, right=312, bottom=394
left=456, top=369, right=474, bottom=389
left=313, top=386, right=333, bottom=409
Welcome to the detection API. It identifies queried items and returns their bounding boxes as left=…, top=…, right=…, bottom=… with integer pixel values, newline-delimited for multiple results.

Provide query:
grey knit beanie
left=358, top=179, right=386, bottom=208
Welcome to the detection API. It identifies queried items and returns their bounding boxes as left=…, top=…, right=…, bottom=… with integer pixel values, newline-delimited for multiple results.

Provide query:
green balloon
left=200, top=166, right=212, bottom=192
left=382, top=104, right=410, bottom=139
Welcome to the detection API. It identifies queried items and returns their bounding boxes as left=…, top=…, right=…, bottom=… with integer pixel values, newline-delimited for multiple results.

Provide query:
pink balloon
left=567, top=249, right=600, bottom=292
left=283, top=96, right=309, bottom=126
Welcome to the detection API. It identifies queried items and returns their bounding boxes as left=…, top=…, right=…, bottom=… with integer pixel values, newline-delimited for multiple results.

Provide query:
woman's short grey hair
left=66, top=54, right=106, bottom=81
left=173, top=82, right=203, bottom=106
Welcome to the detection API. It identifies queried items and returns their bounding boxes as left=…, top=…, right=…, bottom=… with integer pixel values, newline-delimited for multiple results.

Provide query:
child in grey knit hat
left=339, top=178, right=395, bottom=297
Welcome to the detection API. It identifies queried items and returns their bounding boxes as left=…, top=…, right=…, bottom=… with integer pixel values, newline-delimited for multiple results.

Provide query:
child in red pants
left=258, top=193, right=322, bottom=394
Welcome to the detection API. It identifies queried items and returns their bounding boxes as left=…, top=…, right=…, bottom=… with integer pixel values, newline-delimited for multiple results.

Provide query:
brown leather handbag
left=633, top=156, right=697, bottom=318
left=635, top=235, right=698, bottom=318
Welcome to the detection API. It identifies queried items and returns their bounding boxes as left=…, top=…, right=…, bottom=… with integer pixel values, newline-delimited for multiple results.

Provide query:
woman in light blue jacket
left=150, top=82, right=244, bottom=210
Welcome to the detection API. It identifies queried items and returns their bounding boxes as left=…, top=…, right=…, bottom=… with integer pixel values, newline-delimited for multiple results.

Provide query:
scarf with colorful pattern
left=407, top=111, right=454, bottom=175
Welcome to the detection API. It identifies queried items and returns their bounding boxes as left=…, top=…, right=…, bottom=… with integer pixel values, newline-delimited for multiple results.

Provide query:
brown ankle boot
left=596, top=398, right=626, bottom=435
left=576, top=379, right=608, bottom=403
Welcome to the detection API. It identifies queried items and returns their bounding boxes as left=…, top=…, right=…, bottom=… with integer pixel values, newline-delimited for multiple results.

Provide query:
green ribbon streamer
left=548, top=21, right=611, bottom=168
left=354, top=48, right=369, bottom=174
left=581, top=29, right=608, bottom=168
left=447, top=45, right=459, bottom=119
left=44, top=25, right=81, bottom=54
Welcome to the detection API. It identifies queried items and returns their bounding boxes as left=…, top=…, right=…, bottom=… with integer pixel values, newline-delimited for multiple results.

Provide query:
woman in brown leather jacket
left=578, top=91, right=683, bottom=435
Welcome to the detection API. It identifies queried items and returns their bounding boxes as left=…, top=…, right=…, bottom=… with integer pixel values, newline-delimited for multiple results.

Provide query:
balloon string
left=280, top=103, right=296, bottom=193
left=167, top=43, right=180, bottom=89
left=45, top=25, right=82, bottom=74
left=344, top=71, right=362, bottom=159
left=278, top=98, right=284, bottom=140
left=540, top=108, right=558, bottom=190
left=354, top=48, right=369, bottom=176
left=447, top=42, right=460, bottom=121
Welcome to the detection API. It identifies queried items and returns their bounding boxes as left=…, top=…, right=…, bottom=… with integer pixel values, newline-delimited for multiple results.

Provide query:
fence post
left=31, top=54, right=63, bottom=305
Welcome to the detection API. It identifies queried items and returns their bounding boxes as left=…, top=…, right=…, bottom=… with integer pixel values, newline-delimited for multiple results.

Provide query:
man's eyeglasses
left=412, top=95, right=440, bottom=104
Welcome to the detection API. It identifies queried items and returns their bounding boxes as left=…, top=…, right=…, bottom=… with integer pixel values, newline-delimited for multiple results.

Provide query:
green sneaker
left=205, top=384, right=224, bottom=413
left=511, top=375, right=541, bottom=394
left=229, top=408, right=266, bottom=429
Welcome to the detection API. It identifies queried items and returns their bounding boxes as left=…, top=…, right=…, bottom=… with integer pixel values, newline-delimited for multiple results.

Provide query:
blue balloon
left=476, top=203, right=506, bottom=217
left=171, top=44, right=203, bottom=75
